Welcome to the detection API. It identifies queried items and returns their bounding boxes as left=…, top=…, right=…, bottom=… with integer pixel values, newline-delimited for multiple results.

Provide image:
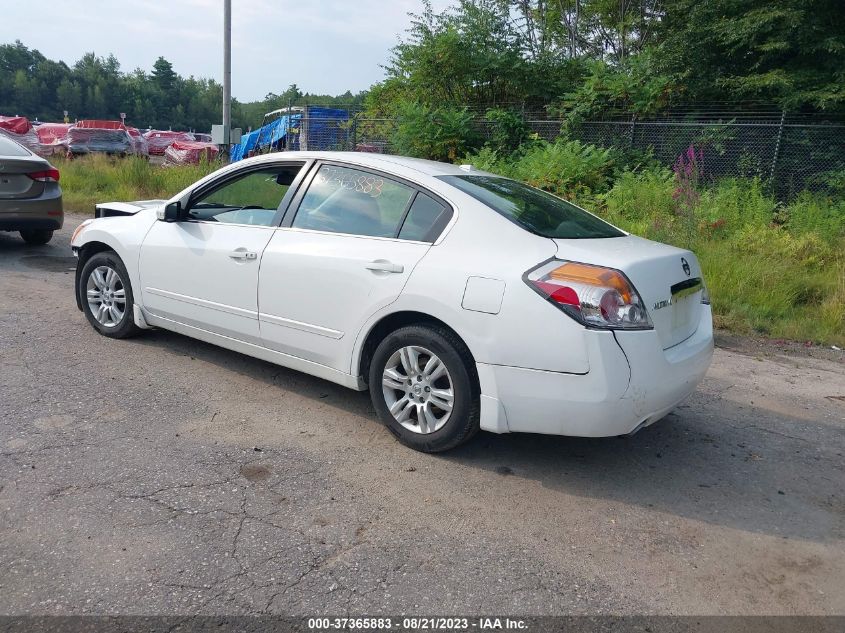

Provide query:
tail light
left=28, top=169, right=60, bottom=183
left=525, top=259, right=653, bottom=330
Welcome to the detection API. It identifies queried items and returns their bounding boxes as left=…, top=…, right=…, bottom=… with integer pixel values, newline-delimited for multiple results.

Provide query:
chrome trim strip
left=144, top=287, right=257, bottom=319
left=182, top=219, right=278, bottom=229
left=258, top=312, right=343, bottom=339
left=273, top=225, right=429, bottom=245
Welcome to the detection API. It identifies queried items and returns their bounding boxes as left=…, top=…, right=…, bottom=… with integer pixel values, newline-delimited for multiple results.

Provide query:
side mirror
left=160, top=201, right=182, bottom=222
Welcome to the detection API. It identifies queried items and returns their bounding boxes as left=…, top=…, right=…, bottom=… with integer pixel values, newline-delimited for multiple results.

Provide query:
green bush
left=695, top=178, right=774, bottom=231
left=467, top=138, right=617, bottom=199
left=781, top=192, right=845, bottom=239
left=391, top=103, right=480, bottom=162
left=463, top=146, right=512, bottom=176
left=508, top=139, right=616, bottom=199
left=603, top=167, right=674, bottom=221
left=483, top=108, right=531, bottom=157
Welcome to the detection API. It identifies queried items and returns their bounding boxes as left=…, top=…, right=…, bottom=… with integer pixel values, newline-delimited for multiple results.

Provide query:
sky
left=0, top=0, right=455, bottom=102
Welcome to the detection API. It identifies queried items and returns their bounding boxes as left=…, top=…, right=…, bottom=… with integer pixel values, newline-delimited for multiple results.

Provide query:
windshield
left=439, top=175, right=624, bottom=239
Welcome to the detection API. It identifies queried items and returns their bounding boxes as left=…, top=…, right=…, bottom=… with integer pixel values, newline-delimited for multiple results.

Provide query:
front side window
left=439, top=175, right=624, bottom=239
left=292, top=164, right=415, bottom=238
left=188, top=164, right=303, bottom=226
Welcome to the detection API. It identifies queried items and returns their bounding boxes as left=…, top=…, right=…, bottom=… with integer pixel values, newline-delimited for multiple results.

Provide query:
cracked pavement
left=1, top=215, right=844, bottom=615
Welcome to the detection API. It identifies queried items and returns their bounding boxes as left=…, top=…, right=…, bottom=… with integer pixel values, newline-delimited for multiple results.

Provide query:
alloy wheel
left=86, top=265, right=126, bottom=328
left=382, top=345, right=454, bottom=434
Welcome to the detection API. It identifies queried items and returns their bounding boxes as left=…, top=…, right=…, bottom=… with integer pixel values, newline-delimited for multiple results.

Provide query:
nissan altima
left=71, top=152, right=713, bottom=452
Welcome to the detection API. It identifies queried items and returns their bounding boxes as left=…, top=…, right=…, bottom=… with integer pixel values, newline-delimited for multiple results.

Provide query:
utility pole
left=222, top=0, right=231, bottom=149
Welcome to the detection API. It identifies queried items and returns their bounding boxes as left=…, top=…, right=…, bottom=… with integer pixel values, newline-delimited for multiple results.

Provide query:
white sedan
left=71, top=152, right=713, bottom=452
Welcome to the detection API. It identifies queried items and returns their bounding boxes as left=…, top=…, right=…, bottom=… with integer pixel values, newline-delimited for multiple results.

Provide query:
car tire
left=19, top=229, right=54, bottom=245
left=77, top=251, right=143, bottom=339
left=369, top=324, right=480, bottom=453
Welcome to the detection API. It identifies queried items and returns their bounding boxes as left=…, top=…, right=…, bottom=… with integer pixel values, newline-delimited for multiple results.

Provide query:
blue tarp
left=231, top=114, right=301, bottom=162
left=301, top=107, right=349, bottom=151
left=229, top=129, right=258, bottom=162
left=230, top=107, right=350, bottom=161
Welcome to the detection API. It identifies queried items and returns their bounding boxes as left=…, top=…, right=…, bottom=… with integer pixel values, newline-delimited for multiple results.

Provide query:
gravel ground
left=0, top=215, right=843, bottom=616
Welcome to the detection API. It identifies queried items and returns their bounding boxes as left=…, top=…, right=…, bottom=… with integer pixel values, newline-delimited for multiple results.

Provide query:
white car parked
left=71, top=152, right=713, bottom=452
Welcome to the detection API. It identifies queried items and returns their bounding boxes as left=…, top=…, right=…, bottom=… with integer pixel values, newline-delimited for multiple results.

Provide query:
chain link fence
left=568, top=116, right=845, bottom=198
left=264, top=106, right=845, bottom=198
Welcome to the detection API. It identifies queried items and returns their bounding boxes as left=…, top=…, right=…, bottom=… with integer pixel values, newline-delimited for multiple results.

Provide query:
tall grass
left=56, top=154, right=219, bottom=213
left=468, top=141, right=845, bottom=346
left=606, top=172, right=844, bottom=345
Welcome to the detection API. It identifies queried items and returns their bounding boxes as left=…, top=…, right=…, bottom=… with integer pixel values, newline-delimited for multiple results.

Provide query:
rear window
left=439, top=175, right=624, bottom=239
left=0, top=136, right=31, bottom=157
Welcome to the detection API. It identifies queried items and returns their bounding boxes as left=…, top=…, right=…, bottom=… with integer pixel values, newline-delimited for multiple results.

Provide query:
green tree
left=56, top=78, right=82, bottom=116
left=151, top=57, right=176, bottom=93
left=558, top=51, right=679, bottom=120
left=280, top=83, right=303, bottom=103
left=12, top=70, right=37, bottom=114
left=655, top=0, right=845, bottom=110
left=377, top=0, right=534, bottom=108
left=0, top=41, right=45, bottom=114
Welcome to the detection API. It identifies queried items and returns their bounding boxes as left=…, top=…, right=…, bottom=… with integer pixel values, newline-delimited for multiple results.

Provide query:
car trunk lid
left=554, top=235, right=704, bottom=349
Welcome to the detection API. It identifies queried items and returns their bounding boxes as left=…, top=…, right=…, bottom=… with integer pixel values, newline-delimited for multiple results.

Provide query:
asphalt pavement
left=1, top=215, right=843, bottom=615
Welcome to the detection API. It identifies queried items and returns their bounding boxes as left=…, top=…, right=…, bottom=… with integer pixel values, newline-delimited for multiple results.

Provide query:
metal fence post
left=285, top=98, right=291, bottom=152
left=770, top=110, right=786, bottom=184
left=303, top=100, right=308, bottom=151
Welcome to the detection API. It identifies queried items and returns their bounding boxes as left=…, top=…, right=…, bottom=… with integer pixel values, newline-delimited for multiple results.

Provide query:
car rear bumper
left=476, top=306, right=713, bottom=436
left=0, top=191, right=64, bottom=231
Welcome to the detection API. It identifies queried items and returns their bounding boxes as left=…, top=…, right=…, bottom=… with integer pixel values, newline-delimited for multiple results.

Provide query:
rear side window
left=0, top=136, right=31, bottom=156
left=399, top=193, right=448, bottom=242
left=293, top=164, right=415, bottom=238
left=439, top=175, right=624, bottom=239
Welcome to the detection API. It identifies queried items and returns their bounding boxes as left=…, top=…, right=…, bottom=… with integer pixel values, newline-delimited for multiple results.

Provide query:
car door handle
left=365, top=260, right=404, bottom=274
left=229, top=250, right=258, bottom=261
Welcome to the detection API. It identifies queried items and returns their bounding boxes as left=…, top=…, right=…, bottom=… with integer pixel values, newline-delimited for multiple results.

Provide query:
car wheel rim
left=86, top=265, right=126, bottom=328
left=382, top=345, right=454, bottom=434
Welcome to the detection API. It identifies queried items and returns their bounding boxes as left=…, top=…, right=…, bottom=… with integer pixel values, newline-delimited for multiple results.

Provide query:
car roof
left=235, top=151, right=493, bottom=178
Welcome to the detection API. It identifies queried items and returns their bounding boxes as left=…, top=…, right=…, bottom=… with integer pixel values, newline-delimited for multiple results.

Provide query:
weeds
left=56, top=154, right=219, bottom=213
